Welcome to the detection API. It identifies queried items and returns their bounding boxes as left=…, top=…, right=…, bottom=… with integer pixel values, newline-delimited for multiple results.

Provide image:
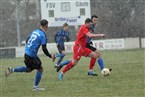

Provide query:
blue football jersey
left=55, top=30, right=70, bottom=46
left=25, top=29, right=47, bottom=57
left=87, top=24, right=95, bottom=44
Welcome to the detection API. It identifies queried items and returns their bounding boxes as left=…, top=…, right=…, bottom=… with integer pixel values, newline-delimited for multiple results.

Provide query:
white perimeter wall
left=15, top=37, right=145, bottom=58
left=141, top=38, right=145, bottom=48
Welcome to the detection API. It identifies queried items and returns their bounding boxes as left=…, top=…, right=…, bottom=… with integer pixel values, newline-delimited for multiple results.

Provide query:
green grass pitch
left=0, top=49, right=145, bottom=97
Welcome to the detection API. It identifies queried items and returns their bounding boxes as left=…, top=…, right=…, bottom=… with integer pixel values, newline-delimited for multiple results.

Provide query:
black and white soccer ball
left=101, top=68, right=112, bottom=77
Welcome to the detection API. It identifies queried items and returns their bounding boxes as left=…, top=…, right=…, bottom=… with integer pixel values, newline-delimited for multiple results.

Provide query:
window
left=49, top=10, right=54, bottom=17
left=80, top=8, right=85, bottom=16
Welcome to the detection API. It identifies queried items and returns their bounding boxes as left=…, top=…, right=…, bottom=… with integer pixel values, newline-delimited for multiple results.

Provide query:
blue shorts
left=57, top=44, right=65, bottom=53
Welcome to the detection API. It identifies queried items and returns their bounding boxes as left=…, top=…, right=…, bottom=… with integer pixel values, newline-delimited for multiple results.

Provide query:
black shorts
left=57, top=44, right=65, bottom=53
left=86, top=43, right=97, bottom=52
left=24, top=54, right=42, bottom=71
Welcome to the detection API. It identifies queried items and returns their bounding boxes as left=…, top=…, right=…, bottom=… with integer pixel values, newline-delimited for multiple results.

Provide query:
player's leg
left=86, top=44, right=97, bottom=76
left=55, top=45, right=66, bottom=67
left=88, top=50, right=99, bottom=59
left=56, top=59, right=71, bottom=72
left=33, top=68, right=44, bottom=91
left=88, top=58, right=97, bottom=76
left=4, top=66, right=28, bottom=78
left=32, top=57, right=44, bottom=91
left=62, top=59, right=78, bottom=74
left=58, top=45, right=81, bottom=80
left=56, top=51, right=66, bottom=66
left=87, top=48, right=105, bottom=71
left=4, top=54, right=32, bottom=77
left=58, top=59, right=79, bottom=80
left=55, top=53, right=65, bottom=67
left=95, top=50, right=105, bottom=70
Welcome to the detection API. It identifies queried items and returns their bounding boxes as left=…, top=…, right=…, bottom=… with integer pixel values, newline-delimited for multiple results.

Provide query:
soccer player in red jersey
left=58, top=18, right=105, bottom=80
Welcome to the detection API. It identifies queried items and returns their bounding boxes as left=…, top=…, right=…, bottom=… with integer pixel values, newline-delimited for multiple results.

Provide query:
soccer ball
left=101, top=68, right=111, bottom=77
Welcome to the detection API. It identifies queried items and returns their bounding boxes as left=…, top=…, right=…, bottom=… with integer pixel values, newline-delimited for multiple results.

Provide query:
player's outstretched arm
left=86, top=32, right=105, bottom=38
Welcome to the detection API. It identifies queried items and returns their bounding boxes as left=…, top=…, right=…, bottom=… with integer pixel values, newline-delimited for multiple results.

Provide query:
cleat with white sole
left=33, top=86, right=45, bottom=91
left=5, top=67, right=13, bottom=78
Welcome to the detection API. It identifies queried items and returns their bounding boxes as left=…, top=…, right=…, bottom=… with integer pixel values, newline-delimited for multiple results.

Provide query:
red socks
left=62, top=61, right=75, bottom=74
left=62, top=58, right=97, bottom=74
left=89, top=58, right=96, bottom=70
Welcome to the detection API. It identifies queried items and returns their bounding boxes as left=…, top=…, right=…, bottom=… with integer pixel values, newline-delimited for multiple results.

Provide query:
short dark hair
left=85, top=18, right=93, bottom=23
left=40, top=19, right=48, bottom=26
left=63, top=23, right=68, bottom=27
left=91, top=15, right=98, bottom=19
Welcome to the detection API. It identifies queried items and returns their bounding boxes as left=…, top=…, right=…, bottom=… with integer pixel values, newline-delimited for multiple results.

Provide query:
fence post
left=16, top=0, right=21, bottom=46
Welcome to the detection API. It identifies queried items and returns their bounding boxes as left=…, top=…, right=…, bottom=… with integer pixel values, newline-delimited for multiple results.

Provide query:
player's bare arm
left=86, top=32, right=105, bottom=38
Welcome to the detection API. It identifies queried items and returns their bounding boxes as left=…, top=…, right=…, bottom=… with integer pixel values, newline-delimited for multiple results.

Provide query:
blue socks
left=97, top=58, right=105, bottom=70
left=13, top=66, right=42, bottom=87
left=55, top=53, right=65, bottom=57
left=57, top=56, right=64, bottom=65
left=13, top=66, right=28, bottom=72
left=55, top=54, right=65, bottom=65
left=60, top=59, right=71, bottom=66
left=34, top=71, right=42, bottom=86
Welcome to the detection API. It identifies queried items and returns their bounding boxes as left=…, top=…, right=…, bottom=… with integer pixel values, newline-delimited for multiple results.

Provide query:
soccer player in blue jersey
left=5, top=19, right=55, bottom=91
left=54, top=23, right=70, bottom=67
left=86, top=15, right=105, bottom=76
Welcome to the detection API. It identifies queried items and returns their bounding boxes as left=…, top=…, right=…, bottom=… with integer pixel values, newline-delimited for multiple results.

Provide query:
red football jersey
left=75, top=25, right=89, bottom=47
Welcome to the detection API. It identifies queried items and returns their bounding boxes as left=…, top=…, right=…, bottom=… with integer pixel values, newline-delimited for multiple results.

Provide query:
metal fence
left=0, top=0, right=145, bottom=47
